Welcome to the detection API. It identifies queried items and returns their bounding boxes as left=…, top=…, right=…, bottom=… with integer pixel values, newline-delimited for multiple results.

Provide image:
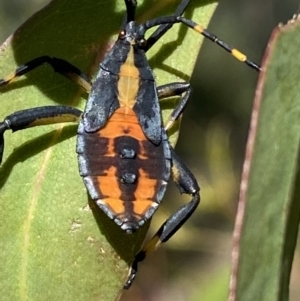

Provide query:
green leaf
left=230, top=16, right=300, bottom=301
left=0, top=0, right=218, bottom=300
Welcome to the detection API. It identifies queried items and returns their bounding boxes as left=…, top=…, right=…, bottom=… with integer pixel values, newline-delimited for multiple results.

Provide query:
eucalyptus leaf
left=230, top=15, right=300, bottom=301
left=0, top=0, right=218, bottom=300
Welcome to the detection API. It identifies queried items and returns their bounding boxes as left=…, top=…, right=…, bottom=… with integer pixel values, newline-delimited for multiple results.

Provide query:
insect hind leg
left=124, top=146, right=200, bottom=289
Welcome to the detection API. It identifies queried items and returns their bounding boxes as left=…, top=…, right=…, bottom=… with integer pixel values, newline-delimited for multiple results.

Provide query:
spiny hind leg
left=124, top=146, right=200, bottom=289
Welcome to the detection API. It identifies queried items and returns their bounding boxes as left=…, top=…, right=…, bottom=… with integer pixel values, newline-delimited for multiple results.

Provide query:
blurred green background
left=0, top=0, right=299, bottom=300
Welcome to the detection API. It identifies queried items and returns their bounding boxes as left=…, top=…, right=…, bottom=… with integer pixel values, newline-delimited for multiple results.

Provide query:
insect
left=0, top=0, right=260, bottom=289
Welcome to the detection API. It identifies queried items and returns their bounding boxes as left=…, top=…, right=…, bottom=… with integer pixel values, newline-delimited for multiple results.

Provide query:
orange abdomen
left=77, top=107, right=171, bottom=231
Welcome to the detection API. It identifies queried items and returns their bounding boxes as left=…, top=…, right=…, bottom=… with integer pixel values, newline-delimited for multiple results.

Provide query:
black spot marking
left=120, top=148, right=136, bottom=159
left=121, top=172, right=137, bottom=184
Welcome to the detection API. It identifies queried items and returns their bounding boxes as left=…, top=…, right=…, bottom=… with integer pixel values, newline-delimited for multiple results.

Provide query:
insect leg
left=0, top=56, right=92, bottom=91
left=0, top=106, right=82, bottom=164
left=157, top=82, right=191, bottom=131
left=124, top=146, right=200, bottom=289
left=144, top=0, right=191, bottom=52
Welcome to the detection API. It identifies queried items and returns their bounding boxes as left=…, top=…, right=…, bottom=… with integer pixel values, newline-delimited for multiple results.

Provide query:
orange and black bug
left=0, top=0, right=260, bottom=289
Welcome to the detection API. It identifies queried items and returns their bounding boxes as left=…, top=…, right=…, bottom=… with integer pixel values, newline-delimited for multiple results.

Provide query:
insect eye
left=138, top=38, right=147, bottom=48
left=119, top=30, right=126, bottom=39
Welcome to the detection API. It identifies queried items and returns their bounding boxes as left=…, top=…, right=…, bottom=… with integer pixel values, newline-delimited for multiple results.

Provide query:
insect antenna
left=123, top=0, right=137, bottom=26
